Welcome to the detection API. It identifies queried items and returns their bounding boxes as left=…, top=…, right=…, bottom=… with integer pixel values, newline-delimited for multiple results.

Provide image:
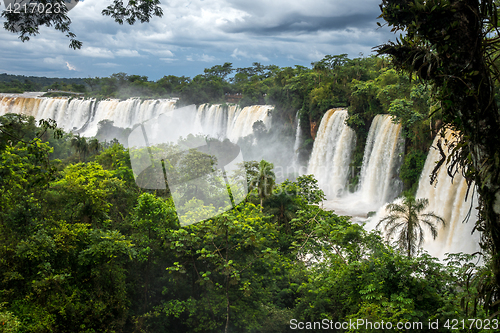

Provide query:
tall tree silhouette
left=248, top=160, right=276, bottom=212
left=377, top=194, right=445, bottom=257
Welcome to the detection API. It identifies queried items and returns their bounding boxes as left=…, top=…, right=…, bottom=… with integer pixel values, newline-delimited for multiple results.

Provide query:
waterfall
left=226, top=105, right=273, bottom=142
left=320, top=113, right=404, bottom=217
left=193, top=104, right=273, bottom=142
left=0, top=96, right=177, bottom=137
left=356, top=114, right=404, bottom=206
left=307, top=109, right=356, bottom=197
left=416, top=131, right=480, bottom=258
left=195, top=104, right=228, bottom=139
left=0, top=96, right=275, bottom=147
left=365, top=130, right=481, bottom=259
left=292, top=111, right=302, bottom=172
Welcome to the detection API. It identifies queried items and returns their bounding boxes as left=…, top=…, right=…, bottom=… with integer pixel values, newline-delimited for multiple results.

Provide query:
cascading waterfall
left=416, top=131, right=480, bottom=258
left=226, top=105, right=273, bottom=142
left=365, top=130, right=481, bottom=259
left=320, top=113, right=404, bottom=217
left=195, top=104, right=228, bottom=138
left=356, top=114, right=404, bottom=206
left=0, top=96, right=177, bottom=137
left=307, top=109, right=356, bottom=197
left=2, top=94, right=481, bottom=256
left=1, top=96, right=274, bottom=145
left=193, top=104, right=273, bottom=143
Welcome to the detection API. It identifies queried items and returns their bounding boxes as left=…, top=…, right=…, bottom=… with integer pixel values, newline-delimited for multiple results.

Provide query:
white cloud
left=43, top=56, right=65, bottom=66
left=187, top=54, right=217, bottom=62
left=66, top=62, right=77, bottom=71
left=231, top=48, right=268, bottom=61
left=200, top=54, right=216, bottom=62
left=160, top=58, right=177, bottom=62
left=95, top=62, right=120, bottom=68
left=145, top=49, right=175, bottom=58
left=79, top=47, right=115, bottom=58
left=115, top=49, right=141, bottom=57
left=231, top=48, right=248, bottom=59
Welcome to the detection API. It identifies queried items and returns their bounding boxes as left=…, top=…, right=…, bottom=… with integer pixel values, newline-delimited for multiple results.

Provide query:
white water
left=193, top=104, right=273, bottom=143
left=292, top=111, right=303, bottom=172
left=0, top=95, right=275, bottom=147
left=307, top=109, right=356, bottom=197
left=321, top=114, right=403, bottom=217
left=195, top=104, right=228, bottom=138
left=226, top=105, right=273, bottom=142
left=357, top=114, right=404, bottom=206
left=0, top=96, right=177, bottom=137
left=417, top=131, right=480, bottom=258
left=366, top=130, right=481, bottom=259
left=1, top=95, right=483, bottom=257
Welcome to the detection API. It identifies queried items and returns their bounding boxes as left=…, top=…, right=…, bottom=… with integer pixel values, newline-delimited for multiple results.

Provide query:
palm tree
left=88, top=138, right=101, bottom=156
left=377, top=194, right=445, bottom=257
left=248, top=160, right=276, bottom=212
left=266, top=191, right=299, bottom=234
left=71, top=134, right=88, bottom=161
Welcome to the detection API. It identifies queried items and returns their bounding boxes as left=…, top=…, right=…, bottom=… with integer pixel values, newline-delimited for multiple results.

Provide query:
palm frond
left=377, top=194, right=444, bottom=257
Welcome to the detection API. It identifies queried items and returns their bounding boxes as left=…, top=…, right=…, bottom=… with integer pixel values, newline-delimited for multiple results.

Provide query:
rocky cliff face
left=310, top=120, right=318, bottom=140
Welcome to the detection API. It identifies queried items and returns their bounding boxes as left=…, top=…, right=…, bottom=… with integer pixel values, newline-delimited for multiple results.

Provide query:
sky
left=0, top=0, right=396, bottom=81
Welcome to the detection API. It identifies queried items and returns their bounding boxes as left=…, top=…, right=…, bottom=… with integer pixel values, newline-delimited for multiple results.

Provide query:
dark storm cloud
left=0, top=0, right=394, bottom=79
left=220, top=12, right=378, bottom=35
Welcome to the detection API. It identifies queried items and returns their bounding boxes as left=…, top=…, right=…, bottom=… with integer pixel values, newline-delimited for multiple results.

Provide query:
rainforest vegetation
left=1, top=53, right=496, bottom=331
left=0, top=111, right=492, bottom=332
left=94, top=55, right=435, bottom=194
left=3, top=0, right=500, bottom=331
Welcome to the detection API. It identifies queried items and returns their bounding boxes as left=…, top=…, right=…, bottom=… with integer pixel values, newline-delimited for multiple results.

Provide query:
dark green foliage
left=377, top=194, right=445, bottom=257
left=0, top=73, right=86, bottom=92
left=0, top=117, right=494, bottom=332
left=400, top=150, right=427, bottom=193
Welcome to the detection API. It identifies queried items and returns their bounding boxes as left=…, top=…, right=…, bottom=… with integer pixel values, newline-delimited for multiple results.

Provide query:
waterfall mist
left=0, top=95, right=298, bottom=182
left=0, top=94, right=483, bottom=257
left=0, top=95, right=178, bottom=144
left=195, top=104, right=297, bottom=181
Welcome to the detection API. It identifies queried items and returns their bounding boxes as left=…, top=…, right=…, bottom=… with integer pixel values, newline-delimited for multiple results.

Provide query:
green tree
left=377, top=194, right=444, bottom=257
left=47, top=162, right=126, bottom=227
left=204, top=62, right=234, bottom=81
left=248, top=160, right=276, bottom=212
left=88, top=138, right=101, bottom=156
left=130, top=193, right=178, bottom=315
left=70, top=134, right=88, bottom=161
left=159, top=202, right=291, bottom=333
